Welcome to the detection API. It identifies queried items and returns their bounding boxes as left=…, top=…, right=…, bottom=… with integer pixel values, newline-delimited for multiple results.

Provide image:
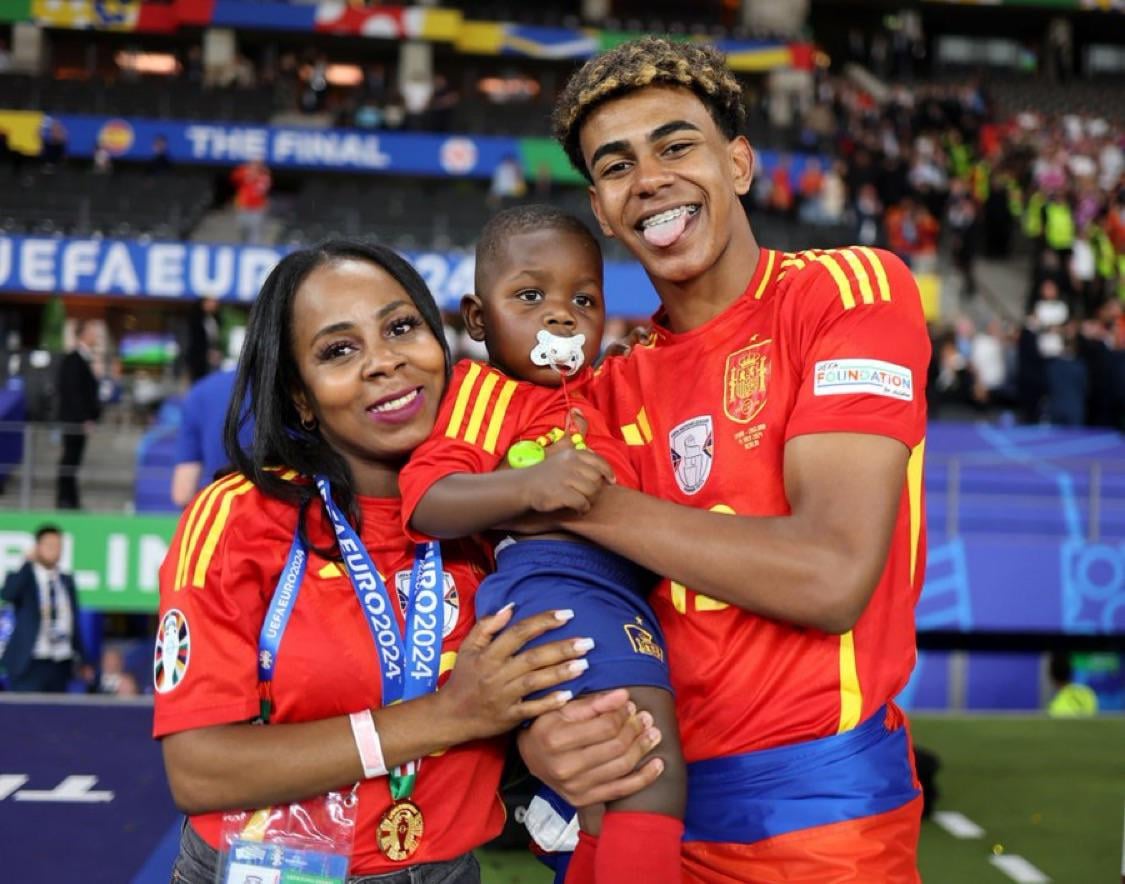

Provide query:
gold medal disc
left=376, top=800, right=424, bottom=861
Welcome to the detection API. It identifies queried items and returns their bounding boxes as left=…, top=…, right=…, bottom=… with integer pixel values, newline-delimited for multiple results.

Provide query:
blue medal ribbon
left=255, top=477, right=444, bottom=802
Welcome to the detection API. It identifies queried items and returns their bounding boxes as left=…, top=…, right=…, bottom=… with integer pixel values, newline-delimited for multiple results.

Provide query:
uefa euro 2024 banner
left=0, top=234, right=661, bottom=316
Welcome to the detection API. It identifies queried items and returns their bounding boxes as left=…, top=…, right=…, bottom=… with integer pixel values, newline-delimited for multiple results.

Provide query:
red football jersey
left=152, top=474, right=504, bottom=874
left=400, top=358, right=638, bottom=539
left=589, top=247, right=930, bottom=762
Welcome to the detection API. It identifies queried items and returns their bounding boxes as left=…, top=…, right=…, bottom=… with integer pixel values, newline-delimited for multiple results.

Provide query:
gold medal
left=376, top=800, right=424, bottom=861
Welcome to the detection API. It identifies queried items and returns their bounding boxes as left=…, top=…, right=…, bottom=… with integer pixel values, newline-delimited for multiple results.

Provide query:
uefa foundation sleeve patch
left=813, top=359, right=914, bottom=401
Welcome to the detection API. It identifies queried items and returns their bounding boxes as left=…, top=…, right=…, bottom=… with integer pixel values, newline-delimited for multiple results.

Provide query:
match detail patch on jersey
left=669, top=415, right=713, bottom=495
left=813, top=359, right=914, bottom=401
left=395, top=570, right=460, bottom=638
left=154, top=608, right=190, bottom=693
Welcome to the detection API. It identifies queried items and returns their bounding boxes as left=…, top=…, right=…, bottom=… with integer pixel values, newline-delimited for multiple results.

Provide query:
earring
left=301, top=416, right=317, bottom=431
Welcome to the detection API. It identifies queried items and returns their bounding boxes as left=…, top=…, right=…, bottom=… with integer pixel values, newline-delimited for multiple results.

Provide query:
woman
left=154, top=241, right=599, bottom=883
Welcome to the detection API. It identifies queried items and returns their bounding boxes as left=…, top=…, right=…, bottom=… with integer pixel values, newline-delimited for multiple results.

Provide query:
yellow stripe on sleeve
left=445, top=362, right=482, bottom=440
left=814, top=253, right=857, bottom=310
left=176, top=474, right=243, bottom=590
left=907, top=438, right=926, bottom=584
left=856, top=246, right=892, bottom=301
left=482, top=379, right=518, bottom=454
left=837, top=630, right=862, bottom=733
left=463, top=372, right=499, bottom=446
left=621, top=423, right=644, bottom=446
left=192, top=479, right=254, bottom=588
left=752, top=248, right=777, bottom=299
left=838, top=248, right=876, bottom=305
left=636, top=407, right=653, bottom=442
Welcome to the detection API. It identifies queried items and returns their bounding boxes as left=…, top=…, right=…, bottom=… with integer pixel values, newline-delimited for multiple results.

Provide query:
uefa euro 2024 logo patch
left=153, top=609, right=190, bottom=694
left=669, top=415, right=713, bottom=496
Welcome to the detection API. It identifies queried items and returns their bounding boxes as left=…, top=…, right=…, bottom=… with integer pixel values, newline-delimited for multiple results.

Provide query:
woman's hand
left=436, top=605, right=593, bottom=742
left=517, top=689, right=665, bottom=807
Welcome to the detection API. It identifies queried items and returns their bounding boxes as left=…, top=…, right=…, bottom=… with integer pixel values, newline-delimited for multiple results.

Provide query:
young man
left=518, top=37, right=931, bottom=881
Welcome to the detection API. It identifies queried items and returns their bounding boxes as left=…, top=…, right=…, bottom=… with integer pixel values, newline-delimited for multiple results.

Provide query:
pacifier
left=529, top=329, right=586, bottom=376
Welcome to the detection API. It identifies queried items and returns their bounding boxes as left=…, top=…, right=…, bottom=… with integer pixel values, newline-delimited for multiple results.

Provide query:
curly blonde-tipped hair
left=553, top=36, right=746, bottom=181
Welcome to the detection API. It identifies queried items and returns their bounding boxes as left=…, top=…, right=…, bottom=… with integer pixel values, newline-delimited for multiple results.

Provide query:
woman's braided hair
left=553, top=36, right=746, bottom=181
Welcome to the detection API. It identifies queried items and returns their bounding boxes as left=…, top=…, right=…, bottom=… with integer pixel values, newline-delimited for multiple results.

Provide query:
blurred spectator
left=1078, top=299, right=1125, bottom=430
left=533, top=162, right=553, bottom=200
left=488, top=153, right=526, bottom=209
left=402, top=71, right=434, bottom=130
left=1, top=525, right=92, bottom=692
left=182, top=45, right=203, bottom=83
left=429, top=74, right=460, bottom=132
left=796, top=158, right=825, bottom=224
left=1031, top=279, right=1070, bottom=359
left=886, top=196, right=939, bottom=265
left=92, top=145, right=112, bottom=175
left=171, top=365, right=253, bottom=507
left=230, top=159, right=271, bottom=244
left=40, top=119, right=68, bottom=169
left=1044, top=324, right=1087, bottom=426
left=97, top=646, right=126, bottom=694
left=147, top=135, right=172, bottom=174
left=768, top=156, right=794, bottom=216
left=969, top=319, right=1013, bottom=408
left=56, top=320, right=102, bottom=510
left=184, top=297, right=223, bottom=382
left=1047, top=653, right=1097, bottom=717
left=946, top=179, right=979, bottom=297
left=854, top=183, right=884, bottom=247
left=300, top=56, right=329, bottom=113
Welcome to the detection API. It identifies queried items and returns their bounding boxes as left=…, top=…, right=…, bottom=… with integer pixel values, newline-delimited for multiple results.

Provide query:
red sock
left=595, top=811, right=684, bottom=884
left=564, top=830, right=599, bottom=884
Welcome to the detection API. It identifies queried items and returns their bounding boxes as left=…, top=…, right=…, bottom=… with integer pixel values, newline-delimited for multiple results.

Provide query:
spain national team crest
left=669, top=415, right=713, bottom=496
left=724, top=338, right=771, bottom=423
left=395, top=571, right=459, bottom=638
left=153, top=609, right=190, bottom=693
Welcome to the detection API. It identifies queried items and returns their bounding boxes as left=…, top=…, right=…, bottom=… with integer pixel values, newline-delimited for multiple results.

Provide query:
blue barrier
left=0, top=698, right=180, bottom=883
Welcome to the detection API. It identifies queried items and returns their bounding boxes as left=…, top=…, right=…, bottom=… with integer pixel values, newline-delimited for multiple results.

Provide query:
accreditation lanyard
left=256, top=477, right=444, bottom=801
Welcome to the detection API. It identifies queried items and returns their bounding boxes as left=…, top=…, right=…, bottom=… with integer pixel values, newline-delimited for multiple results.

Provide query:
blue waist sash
left=684, top=706, right=919, bottom=844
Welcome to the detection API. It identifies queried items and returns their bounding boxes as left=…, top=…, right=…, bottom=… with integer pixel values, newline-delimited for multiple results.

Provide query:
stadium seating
left=0, top=73, right=278, bottom=123
left=0, top=164, right=216, bottom=239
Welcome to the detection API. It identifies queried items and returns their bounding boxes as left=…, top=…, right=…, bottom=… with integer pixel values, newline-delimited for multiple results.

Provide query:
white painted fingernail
left=573, top=637, right=595, bottom=653
left=555, top=690, right=574, bottom=703
left=555, top=609, right=575, bottom=621
left=569, top=659, right=589, bottom=674
left=496, top=602, right=515, bottom=616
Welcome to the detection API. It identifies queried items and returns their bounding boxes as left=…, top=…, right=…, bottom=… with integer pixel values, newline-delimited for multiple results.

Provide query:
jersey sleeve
left=400, top=361, right=638, bottom=541
left=152, top=476, right=290, bottom=738
left=400, top=360, right=534, bottom=538
left=173, top=386, right=205, bottom=465
left=783, top=247, right=930, bottom=448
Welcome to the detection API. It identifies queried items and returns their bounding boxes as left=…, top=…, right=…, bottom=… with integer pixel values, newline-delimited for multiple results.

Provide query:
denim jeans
left=170, top=819, right=481, bottom=884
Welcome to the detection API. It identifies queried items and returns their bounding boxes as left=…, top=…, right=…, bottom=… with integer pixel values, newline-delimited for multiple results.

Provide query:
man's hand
left=517, top=689, right=664, bottom=807
left=599, top=326, right=653, bottom=362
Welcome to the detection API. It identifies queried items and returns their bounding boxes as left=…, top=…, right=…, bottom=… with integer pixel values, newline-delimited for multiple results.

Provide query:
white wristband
left=349, top=710, right=387, bottom=779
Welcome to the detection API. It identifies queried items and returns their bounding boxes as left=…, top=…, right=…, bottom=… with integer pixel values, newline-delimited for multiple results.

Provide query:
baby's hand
left=519, top=445, right=616, bottom=514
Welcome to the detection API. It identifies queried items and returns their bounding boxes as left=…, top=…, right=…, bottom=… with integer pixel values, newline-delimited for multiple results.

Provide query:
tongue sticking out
left=642, top=211, right=689, bottom=248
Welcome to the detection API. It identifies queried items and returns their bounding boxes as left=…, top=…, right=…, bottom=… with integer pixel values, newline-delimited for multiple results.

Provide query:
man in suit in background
left=56, top=319, right=102, bottom=509
left=1, top=524, right=89, bottom=692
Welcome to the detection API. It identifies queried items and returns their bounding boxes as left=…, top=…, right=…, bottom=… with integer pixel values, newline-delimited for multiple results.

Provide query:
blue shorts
left=476, top=539, right=671, bottom=697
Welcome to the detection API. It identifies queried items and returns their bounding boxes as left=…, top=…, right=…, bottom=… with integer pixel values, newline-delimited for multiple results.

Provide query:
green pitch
left=477, top=715, right=1124, bottom=883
